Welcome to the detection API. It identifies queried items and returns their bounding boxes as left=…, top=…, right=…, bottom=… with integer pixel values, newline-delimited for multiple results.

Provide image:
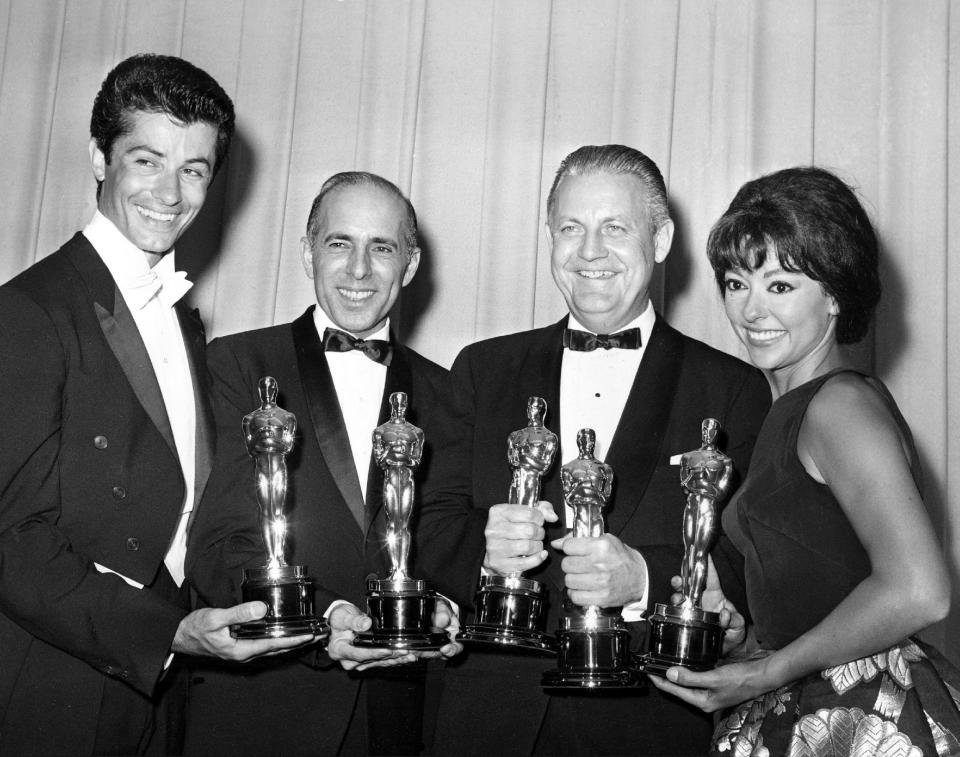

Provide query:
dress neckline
left=772, top=366, right=863, bottom=407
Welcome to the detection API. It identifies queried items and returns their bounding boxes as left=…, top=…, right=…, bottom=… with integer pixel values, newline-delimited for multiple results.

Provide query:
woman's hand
left=647, top=653, right=774, bottom=713
left=669, top=555, right=749, bottom=656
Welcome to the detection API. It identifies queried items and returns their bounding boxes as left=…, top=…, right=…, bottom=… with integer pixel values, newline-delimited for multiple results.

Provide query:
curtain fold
left=0, top=0, right=956, bottom=662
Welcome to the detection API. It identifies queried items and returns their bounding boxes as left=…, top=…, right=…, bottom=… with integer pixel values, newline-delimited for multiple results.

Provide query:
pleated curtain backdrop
left=1, top=0, right=957, bottom=663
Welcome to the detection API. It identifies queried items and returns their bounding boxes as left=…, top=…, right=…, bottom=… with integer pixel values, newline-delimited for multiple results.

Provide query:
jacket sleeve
left=640, top=366, right=769, bottom=618
left=414, top=346, right=488, bottom=611
left=186, top=337, right=354, bottom=616
left=186, top=338, right=270, bottom=608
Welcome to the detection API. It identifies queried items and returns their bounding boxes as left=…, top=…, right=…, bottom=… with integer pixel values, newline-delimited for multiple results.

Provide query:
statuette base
left=353, top=577, right=447, bottom=650
left=231, top=565, right=328, bottom=640
left=637, top=603, right=723, bottom=675
left=542, top=615, right=639, bottom=689
left=461, top=574, right=555, bottom=653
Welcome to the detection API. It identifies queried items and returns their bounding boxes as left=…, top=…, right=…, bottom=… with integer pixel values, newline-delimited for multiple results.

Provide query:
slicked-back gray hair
left=547, top=145, right=670, bottom=229
left=305, top=171, right=418, bottom=253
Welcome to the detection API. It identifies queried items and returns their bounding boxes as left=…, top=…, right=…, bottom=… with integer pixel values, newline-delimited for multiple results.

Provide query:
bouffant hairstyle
left=707, top=166, right=880, bottom=344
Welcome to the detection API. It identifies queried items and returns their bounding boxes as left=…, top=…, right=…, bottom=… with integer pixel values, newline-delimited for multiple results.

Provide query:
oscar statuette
left=354, top=392, right=447, bottom=649
left=638, top=418, right=733, bottom=674
left=232, top=377, right=327, bottom=639
left=461, top=397, right=558, bottom=652
left=542, top=429, right=639, bottom=688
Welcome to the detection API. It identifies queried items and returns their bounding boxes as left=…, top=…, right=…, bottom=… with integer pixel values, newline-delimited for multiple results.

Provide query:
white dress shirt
left=311, top=308, right=390, bottom=620
left=84, top=211, right=196, bottom=588
left=311, top=307, right=388, bottom=502
left=559, top=302, right=656, bottom=619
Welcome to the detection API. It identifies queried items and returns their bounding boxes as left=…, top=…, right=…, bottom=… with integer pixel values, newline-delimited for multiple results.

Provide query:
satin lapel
left=94, top=291, right=178, bottom=460
left=291, top=311, right=365, bottom=529
left=178, top=306, right=214, bottom=506
left=65, top=236, right=179, bottom=461
left=534, top=320, right=567, bottom=525
left=520, top=320, right=567, bottom=602
left=603, top=317, right=684, bottom=537
left=363, top=341, right=414, bottom=533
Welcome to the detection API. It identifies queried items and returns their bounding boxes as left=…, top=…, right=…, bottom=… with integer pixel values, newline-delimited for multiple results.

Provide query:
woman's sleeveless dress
left=714, top=369, right=960, bottom=756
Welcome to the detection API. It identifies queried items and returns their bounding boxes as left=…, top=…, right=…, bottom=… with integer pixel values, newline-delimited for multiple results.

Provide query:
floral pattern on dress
left=786, top=707, right=921, bottom=757
left=714, top=687, right=793, bottom=755
left=822, top=642, right=922, bottom=696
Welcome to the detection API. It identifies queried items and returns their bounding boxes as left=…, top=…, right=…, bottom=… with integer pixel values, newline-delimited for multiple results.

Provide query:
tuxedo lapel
left=364, top=341, right=414, bottom=533
left=291, top=310, right=365, bottom=529
left=512, top=321, right=567, bottom=602
left=94, top=294, right=178, bottom=461
left=68, top=235, right=179, bottom=461
left=178, top=306, right=214, bottom=507
left=529, top=320, right=566, bottom=525
left=604, top=317, right=684, bottom=536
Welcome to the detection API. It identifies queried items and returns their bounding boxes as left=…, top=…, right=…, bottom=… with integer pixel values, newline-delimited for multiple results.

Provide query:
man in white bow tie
left=0, top=54, right=317, bottom=757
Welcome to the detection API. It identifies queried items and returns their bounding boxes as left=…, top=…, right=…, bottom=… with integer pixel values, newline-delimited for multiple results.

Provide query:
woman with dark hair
left=650, top=167, right=960, bottom=755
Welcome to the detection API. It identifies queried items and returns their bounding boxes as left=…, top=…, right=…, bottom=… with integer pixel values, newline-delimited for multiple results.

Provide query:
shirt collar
left=311, top=305, right=391, bottom=343
left=566, top=301, right=655, bottom=343
left=82, top=211, right=192, bottom=309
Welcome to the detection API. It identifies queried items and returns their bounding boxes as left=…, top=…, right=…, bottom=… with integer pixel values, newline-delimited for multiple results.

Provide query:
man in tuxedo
left=185, top=171, right=460, bottom=756
left=0, top=54, right=317, bottom=757
left=420, top=145, right=771, bottom=755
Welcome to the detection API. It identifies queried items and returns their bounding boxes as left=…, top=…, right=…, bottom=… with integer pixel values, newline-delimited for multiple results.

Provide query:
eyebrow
left=762, top=267, right=799, bottom=278
left=124, top=145, right=212, bottom=169
left=725, top=266, right=794, bottom=278
left=322, top=232, right=398, bottom=247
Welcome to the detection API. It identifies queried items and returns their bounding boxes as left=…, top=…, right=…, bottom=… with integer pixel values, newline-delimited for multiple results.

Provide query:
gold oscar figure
left=461, top=397, right=558, bottom=651
left=639, top=418, right=733, bottom=673
left=232, top=377, right=327, bottom=639
left=354, top=392, right=446, bottom=649
left=542, top=429, right=638, bottom=688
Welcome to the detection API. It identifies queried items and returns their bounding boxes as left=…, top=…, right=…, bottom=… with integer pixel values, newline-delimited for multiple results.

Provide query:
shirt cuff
left=94, top=562, right=145, bottom=590
left=323, top=599, right=355, bottom=620
left=620, top=551, right=649, bottom=622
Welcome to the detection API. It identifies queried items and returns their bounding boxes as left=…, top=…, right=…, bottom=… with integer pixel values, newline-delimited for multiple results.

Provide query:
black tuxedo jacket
left=419, top=316, right=771, bottom=756
left=0, top=233, right=213, bottom=755
left=184, top=306, right=450, bottom=756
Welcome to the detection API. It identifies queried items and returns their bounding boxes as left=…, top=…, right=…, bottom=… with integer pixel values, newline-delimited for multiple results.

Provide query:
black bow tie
left=322, top=328, right=393, bottom=366
left=562, top=327, right=642, bottom=352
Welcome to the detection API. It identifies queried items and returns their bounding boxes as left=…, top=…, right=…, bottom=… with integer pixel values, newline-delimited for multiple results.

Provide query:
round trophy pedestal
left=637, top=603, right=723, bottom=675
left=541, top=616, right=639, bottom=689
left=461, top=575, right=555, bottom=653
left=353, top=578, right=448, bottom=650
left=231, top=565, right=328, bottom=640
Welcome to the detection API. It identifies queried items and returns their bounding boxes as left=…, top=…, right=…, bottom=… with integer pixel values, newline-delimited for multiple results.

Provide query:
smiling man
left=419, top=145, right=772, bottom=756
left=185, top=172, right=461, bottom=756
left=0, top=55, right=319, bottom=757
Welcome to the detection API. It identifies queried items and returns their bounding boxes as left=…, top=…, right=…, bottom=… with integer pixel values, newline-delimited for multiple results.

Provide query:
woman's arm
left=650, top=373, right=950, bottom=711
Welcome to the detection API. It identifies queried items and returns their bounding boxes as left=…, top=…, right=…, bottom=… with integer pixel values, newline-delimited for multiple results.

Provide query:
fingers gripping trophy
left=542, top=428, right=638, bottom=688
left=462, top=397, right=558, bottom=651
left=640, top=418, right=733, bottom=674
left=354, top=392, right=446, bottom=649
left=232, top=377, right=327, bottom=639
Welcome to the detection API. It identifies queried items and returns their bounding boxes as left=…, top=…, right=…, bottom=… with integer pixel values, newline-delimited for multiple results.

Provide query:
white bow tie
left=126, top=268, right=193, bottom=310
